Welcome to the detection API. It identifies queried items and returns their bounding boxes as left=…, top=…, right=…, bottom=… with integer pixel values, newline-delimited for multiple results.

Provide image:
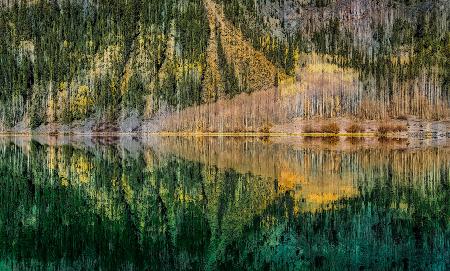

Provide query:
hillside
left=0, top=0, right=448, bottom=133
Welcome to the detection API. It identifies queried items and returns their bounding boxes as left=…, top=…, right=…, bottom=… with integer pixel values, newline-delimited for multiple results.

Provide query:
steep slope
left=202, top=0, right=225, bottom=102
left=207, top=0, right=287, bottom=92
left=0, top=0, right=448, bottom=133
left=202, top=0, right=288, bottom=100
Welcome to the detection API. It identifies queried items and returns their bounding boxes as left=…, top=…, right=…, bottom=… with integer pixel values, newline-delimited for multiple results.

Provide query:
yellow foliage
left=278, top=170, right=305, bottom=190
left=307, top=193, right=340, bottom=204
left=86, top=40, right=94, bottom=51
left=47, top=97, right=56, bottom=123
left=137, top=34, right=145, bottom=47
left=176, top=62, right=203, bottom=78
left=19, top=40, right=35, bottom=55
left=306, top=63, right=346, bottom=74
left=278, top=53, right=359, bottom=97
left=121, top=174, right=134, bottom=203
left=293, top=49, right=300, bottom=64
left=71, top=85, right=93, bottom=117
left=88, top=45, right=122, bottom=79
left=390, top=54, right=410, bottom=65
left=176, top=189, right=191, bottom=202
left=59, top=81, right=68, bottom=91
left=48, top=146, right=56, bottom=170
left=60, top=177, right=69, bottom=187
left=71, top=154, right=92, bottom=184
left=120, top=68, right=132, bottom=95
left=202, top=0, right=287, bottom=96
left=110, top=79, right=117, bottom=94
left=58, top=162, right=69, bottom=187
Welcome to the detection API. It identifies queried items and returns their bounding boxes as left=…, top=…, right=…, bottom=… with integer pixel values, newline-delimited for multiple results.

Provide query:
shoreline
left=1, top=116, right=448, bottom=139
left=1, top=131, right=448, bottom=154
left=0, top=131, right=442, bottom=139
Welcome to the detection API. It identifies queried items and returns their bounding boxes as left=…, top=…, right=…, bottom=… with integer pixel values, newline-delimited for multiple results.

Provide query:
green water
left=0, top=136, right=448, bottom=270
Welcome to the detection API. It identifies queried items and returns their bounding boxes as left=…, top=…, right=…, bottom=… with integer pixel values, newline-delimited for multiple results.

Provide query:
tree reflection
left=0, top=136, right=448, bottom=270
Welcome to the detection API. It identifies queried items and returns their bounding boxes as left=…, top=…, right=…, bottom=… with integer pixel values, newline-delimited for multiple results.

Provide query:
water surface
left=0, top=136, right=449, bottom=270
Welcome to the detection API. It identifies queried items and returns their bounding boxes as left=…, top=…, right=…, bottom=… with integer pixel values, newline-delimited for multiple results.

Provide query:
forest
left=0, top=0, right=448, bottom=132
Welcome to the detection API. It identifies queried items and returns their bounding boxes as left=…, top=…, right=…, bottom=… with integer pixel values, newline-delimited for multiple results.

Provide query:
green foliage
left=0, top=0, right=209, bottom=127
left=216, top=32, right=240, bottom=98
left=124, top=74, right=146, bottom=114
left=0, top=0, right=448, bottom=129
left=0, top=138, right=448, bottom=269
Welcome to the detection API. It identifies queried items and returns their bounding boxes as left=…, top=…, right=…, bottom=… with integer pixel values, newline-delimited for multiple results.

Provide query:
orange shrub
left=377, top=124, right=392, bottom=135
left=321, top=122, right=340, bottom=134
left=392, top=124, right=408, bottom=132
left=377, top=123, right=408, bottom=135
left=259, top=123, right=273, bottom=133
left=303, top=124, right=319, bottom=133
left=345, top=123, right=365, bottom=133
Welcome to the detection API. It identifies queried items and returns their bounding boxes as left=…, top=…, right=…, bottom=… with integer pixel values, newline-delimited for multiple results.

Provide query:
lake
left=0, top=136, right=449, bottom=270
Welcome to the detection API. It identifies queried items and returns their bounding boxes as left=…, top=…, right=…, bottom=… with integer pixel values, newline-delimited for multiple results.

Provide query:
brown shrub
left=392, top=124, right=408, bottom=132
left=346, top=137, right=365, bottom=145
left=259, top=123, right=273, bottom=133
left=396, top=115, right=408, bottom=120
left=377, top=123, right=408, bottom=135
left=321, top=122, right=340, bottom=134
left=377, top=124, right=392, bottom=135
left=303, top=124, right=319, bottom=133
left=345, top=123, right=365, bottom=133
left=321, top=137, right=339, bottom=144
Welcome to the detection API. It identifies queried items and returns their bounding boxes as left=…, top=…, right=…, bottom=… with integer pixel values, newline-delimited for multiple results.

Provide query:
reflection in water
left=0, top=136, right=449, bottom=270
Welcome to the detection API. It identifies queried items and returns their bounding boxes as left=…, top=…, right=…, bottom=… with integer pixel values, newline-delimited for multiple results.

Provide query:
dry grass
left=345, top=123, right=365, bottom=133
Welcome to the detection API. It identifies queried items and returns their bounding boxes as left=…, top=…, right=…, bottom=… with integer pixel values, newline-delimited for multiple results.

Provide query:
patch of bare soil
left=92, top=122, right=119, bottom=133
